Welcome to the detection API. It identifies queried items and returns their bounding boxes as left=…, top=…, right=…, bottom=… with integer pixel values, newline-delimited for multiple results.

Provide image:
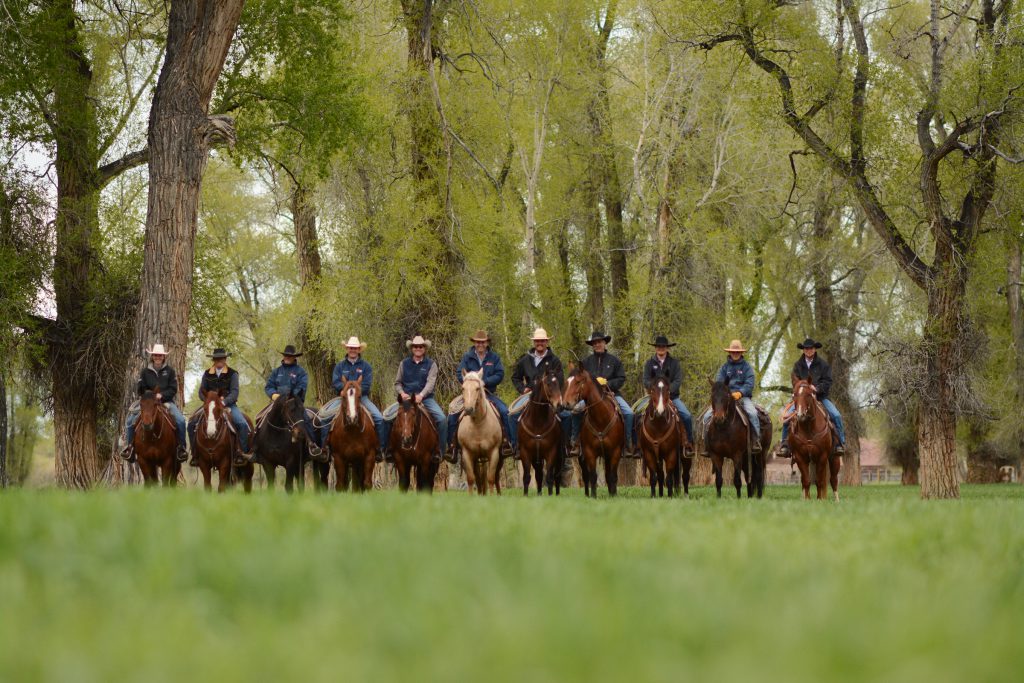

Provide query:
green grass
left=1, top=485, right=1022, bottom=682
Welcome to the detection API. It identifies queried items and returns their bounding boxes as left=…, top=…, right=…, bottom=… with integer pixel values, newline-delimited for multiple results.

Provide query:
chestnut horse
left=192, top=392, right=254, bottom=493
left=390, top=397, right=439, bottom=492
left=327, top=379, right=377, bottom=492
left=253, top=394, right=326, bottom=492
left=788, top=376, right=841, bottom=501
left=134, top=390, right=180, bottom=487
left=458, top=370, right=504, bottom=495
left=517, top=367, right=564, bottom=496
left=638, top=374, right=691, bottom=498
left=705, top=380, right=771, bottom=498
left=563, top=365, right=625, bottom=498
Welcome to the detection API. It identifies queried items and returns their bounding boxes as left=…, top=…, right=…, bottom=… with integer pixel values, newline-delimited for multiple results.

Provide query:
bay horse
left=638, top=374, right=691, bottom=498
left=253, top=394, right=326, bottom=492
left=192, top=392, right=254, bottom=493
left=457, top=370, right=504, bottom=495
left=788, top=376, right=841, bottom=501
left=134, top=390, right=180, bottom=487
left=390, top=397, right=439, bottom=492
left=517, top=367, right=564, bottom=496
left=563, top=365, right=625, bottom=498
left=327, top=379, right=377, bottom=492
left=705, top=380, right=771, bottom=498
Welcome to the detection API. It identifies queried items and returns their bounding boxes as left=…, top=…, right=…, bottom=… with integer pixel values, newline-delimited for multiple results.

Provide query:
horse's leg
left=199, top=461, right=213, bottom=491
left=520, top=450, right=531, bottom=496
left=682, top=454, right=692, bottom=498
left=218, top=458, right=231, bottom=493
left=795, top=455, right=811, bottom=499
left=396, top=459, right=411, bottom=492
left=816, top=453, right=829, bottom=500
left=487, top=449, right=500, bottom=495
left=363, top=452, right=375, bottom=492
left=733, top=457, right=743, bottom=498
left=830, top=455, right=841, bottom=502
left=462, top=452, right=477, bottom=495
left=285, top=462, right=297, bottom=494
left=138, top=458, right=156, bottom=487
left=262, top=463, right=276, bottom=491
left=336, top=457, right=347, bottom=492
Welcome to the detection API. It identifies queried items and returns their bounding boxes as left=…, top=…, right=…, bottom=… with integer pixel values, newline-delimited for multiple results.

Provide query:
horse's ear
left=568, top=362, right=576, bottom=372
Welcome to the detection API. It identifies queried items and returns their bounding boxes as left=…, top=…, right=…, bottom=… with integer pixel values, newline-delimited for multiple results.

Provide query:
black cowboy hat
left=648, top=335, right=677, bottom=348
left=207, top=347, right=230, bottom=359
left=280, top=344, right=303, bottom=357
left=797, top=337, right=823, bottom=350
left=585, top=331, right=612, bottom=345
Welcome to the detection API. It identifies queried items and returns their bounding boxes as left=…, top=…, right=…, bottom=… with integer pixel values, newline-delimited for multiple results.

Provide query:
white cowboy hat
left=530, top=328, right=551, bottom=341
left=722, top=339, right=747, bottom=353
left=406, top=335, right=432, bottom=349
left=146, top=343, right=170, bottom=356
left=344, top=336, right=367, bottom=351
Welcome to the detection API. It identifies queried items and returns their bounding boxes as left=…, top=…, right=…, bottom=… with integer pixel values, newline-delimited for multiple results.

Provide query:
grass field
left=1, top=484, right=1022, bottom=682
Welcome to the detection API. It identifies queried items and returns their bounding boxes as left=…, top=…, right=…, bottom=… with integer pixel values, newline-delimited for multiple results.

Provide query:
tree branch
left=97, top=147, right=149, bottom=187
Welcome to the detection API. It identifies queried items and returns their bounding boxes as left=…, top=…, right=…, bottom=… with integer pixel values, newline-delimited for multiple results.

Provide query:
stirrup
left=776, top=444, right=791, bottom=458
left=176, top=446, right=188, bottom=463
left=119, top=445, right=136, bottom=463
left=834, top=443, right=846, bottom=455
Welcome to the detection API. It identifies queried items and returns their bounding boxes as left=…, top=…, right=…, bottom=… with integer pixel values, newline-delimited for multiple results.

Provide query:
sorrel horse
left=134, top=390, right=180, bottom=487
left=192, top=392, right=254, bottom=493
left=563, top=365, right=625, bottom=498
left=638, top=374, right=691, bottom=498
left=517, top=367, right=564, bottom=496
left=253, top=394, right=325, bottom=492
left=788, top=376, right=841, bottom=501
left=457, top=370, right=504, bottom=495
left=390, top=397, right=439, bottom=492
left=327, top=379, right=377, bottom=492
left=705, top=380, right=771, bottom=498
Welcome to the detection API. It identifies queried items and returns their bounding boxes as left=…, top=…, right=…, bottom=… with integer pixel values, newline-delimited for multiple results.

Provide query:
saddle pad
left=318, top=396, right=342, bottom=420
left=509, top=393, right=531, bottom=415
left=448, top=396, right=464, bottom=415
left=254, top=402, right=274, bottom=430
left=631, top=395, right=650, bottom=414
left=382, top=402, right=399, bottom=422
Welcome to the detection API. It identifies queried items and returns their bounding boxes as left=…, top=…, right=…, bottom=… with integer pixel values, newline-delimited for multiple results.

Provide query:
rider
left=383, top=335, right=448, bottom=463
left=323, top=337, right=387, bottom=462
left=258, top=344, right=323, bottom=459
left=187, top=347, right=253, bottom=464
left=777, top=337, right=847, bottom=457
left=120, top=343, right=188, bottom=463
left=699, top=339, right=761, bottom=455
left=447, top=330, right=513, bottom=460
left=510, top=328, right=571, bottom=451
left=641, top=335, right=695, bottom=454
left=572, top=331, right=636, bottom=458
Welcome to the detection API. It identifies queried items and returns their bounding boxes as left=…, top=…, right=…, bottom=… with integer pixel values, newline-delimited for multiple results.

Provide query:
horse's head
left=532, top=367, right=563, bottom=407
left=461, top=370, right=485, bottom=416
left=792, top=375, right=816, bottom=423
left=709, top=379, right=734, bottom=424
left=394, top=397, right=419, bottom=449
left=277, top=393, right=305, bottom=443
left=139, top=390, right=159, bottom=432
left=341, top=380, right=362, bottom=428
left=649, top=373, right=671, bottom=417
left=562, top=364, right=593, bottom=411
left=203, top=391, right=225, bottom=438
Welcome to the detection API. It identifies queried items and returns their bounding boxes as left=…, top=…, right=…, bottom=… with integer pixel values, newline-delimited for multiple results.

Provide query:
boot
left=834, top=443, right=846, bottom=456
left=308, top=443, right=326, bottom=462
left=432, top=449, right=443, bottom=465
left=119, top=443, right=136, bottom=463
left=568, top=440, right=581, bottom=458
left=750, top=437, right=762, bottom=455
left=176, top=444, right=188, bottom=463
left=189, top=449, right=200, bottom=467
left=501, top=438, right=514, bottom=457
left=443, top=443, right=458, bottom=464
left=624, top=443, right=641, bottom=459
left=375, top=447, right=385, bottom=463
left=777, top=442, right=791, bottom=458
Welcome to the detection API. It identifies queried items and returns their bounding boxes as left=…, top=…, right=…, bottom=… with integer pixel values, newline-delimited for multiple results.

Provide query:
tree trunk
left=291, top=184, right=334, bottom=406
left=0, top=369, right=7, bottom=488
left=1007, top=233, right=1024, bottom=400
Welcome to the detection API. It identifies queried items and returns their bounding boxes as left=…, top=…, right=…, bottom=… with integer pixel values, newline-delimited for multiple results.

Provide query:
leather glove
left=731, top=391, right=742, bottom=400
left=596, top=377, right=608, bottom=386
left=271, top=393, right=280, bottom=401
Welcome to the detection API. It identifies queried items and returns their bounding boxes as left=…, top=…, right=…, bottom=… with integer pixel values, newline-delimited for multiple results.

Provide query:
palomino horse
left=192, top=392, right=254, bottom=493
left=638, top=374, right=691, bottom=498
left=517, top=367, right=564, bottom=496
left=327, top=379, right=377, bottom=492
left=457, top=370, right=504, bottom=495
left=134, top=390, right=180, bottom=487
left=788, top=376, right=841, bottom=501
left=390, top=397, right=439, bottom=492
left=563, top=365, right=625, bottom=498
left=253, top=394, right=326, bottom=492
left=705, top=380, right=771, bottom=498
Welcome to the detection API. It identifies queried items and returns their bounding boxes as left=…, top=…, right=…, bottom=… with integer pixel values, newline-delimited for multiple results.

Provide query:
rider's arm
left=361, top=362, right=373, bottom=396
left=163, top=367, right=178, bottom=404
left=669, top=359, right=683, bottom=396
left=607, top=357, right=626, bottom=393
left=224, top=372, right=239, bottom=406
left=420, top=362, right=438, bottom=399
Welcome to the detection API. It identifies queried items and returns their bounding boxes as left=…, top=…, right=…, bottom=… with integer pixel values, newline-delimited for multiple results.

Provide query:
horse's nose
left=464, top=406, right=474, bottom=416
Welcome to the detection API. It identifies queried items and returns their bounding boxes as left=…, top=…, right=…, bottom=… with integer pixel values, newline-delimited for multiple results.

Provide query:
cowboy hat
left=530, top=328, right=551, bottom=341
left=406, top=335, right=432, bottom=349
left=585, top=331, right=612, bottom=345
left=469, top=329, right=491, bottom=343
left=206, top=347, right=230, bottom=359
left=722, top=339, right=747, bottom=353
left=280, top=344, right=303, bottom=357
left=145, top=343, right=169, bottom=356
left=797, top=337, right=823, bottom=350
left=648, top=335, right=677, bottom=348
left=344, top=336, right=367, bottom=351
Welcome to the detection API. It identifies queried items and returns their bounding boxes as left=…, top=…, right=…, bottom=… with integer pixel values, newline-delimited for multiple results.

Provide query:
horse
left=327, top=379, right=377, bottom=492
left=253, top=394, right=326, bottom=492
left=517, top=367, right=564, bottom=496
left=134, top=390, right=180, bottom=487
left=390, top=397, right=439, bottom=492
left=788, top=376, right=841, bottom=501
left=638, top=374, right=691, bottom=498
left=563, top=365, right=625, bottom=498
left=192, top=391, right=254, bottom=493
left=455, top=370, right=504, bottom=495
left=704, top=380, right=771, bottom=498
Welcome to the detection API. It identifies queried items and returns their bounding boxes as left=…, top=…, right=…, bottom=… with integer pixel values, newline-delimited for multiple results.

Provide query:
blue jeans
left=448, top=394, right=510, bottom=448
left=321, top=396, right=386, bottom=450
left=381, top=397, right=447, bottom=454
left=189, top=404, right=250, bottom=451
left=571, top=395, right=634, bottom=447
left=126, top=402, right=187, bottom=448
left=701, top=397, right=759, bottom=439
left=781, top=398, right=845, bottom=445
left=672, top=398, right=695, bottom=444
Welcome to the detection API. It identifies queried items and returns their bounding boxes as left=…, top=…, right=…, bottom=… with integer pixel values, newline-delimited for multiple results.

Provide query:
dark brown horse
left=327, top=379, right=377, bottom=492
left=563, top=365, right=625, bottom=498
left=253, top=394, right=326, bottom=492
left=788, top=376, right=841, bottom=501
left=390, top=397, right=439, bottom=492
left=704, top=380, right=771, bottom=498
left=517, top=367, right=564, bottom=496
left=638, top=374, right=691, bottom=498
left=192, top=392, right=254, bottom=493
left=134, top=390, right=180, bottom=487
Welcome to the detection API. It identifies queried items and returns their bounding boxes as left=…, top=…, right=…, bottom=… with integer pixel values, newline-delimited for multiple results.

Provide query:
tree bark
left=291, top=184, right=334, bottom=406
left=1007, top=233, right=1024, bottom=400
left=0, top=369, right=7, bottom=488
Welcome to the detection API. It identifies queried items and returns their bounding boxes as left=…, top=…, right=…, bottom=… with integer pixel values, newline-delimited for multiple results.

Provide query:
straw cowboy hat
left=469, top=329, right=491, bottom=343
left=344, top=336, right=367, bottom=351
left=530, top=328, right=551, bottom=341
left=722, top=339, right=747, bottom=353
left=206, top=347, right=230, bottom=359
left=796, top=337, right=823, bottom=350
left=585, top=331, right=612, bottom=345
left=406, top=335, right=432, bottom=349
left=145, top=343, right=169, bottom=356
left=648, top=335, right=677, bottom=348
left=279, top=344, right=303, bottom=357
